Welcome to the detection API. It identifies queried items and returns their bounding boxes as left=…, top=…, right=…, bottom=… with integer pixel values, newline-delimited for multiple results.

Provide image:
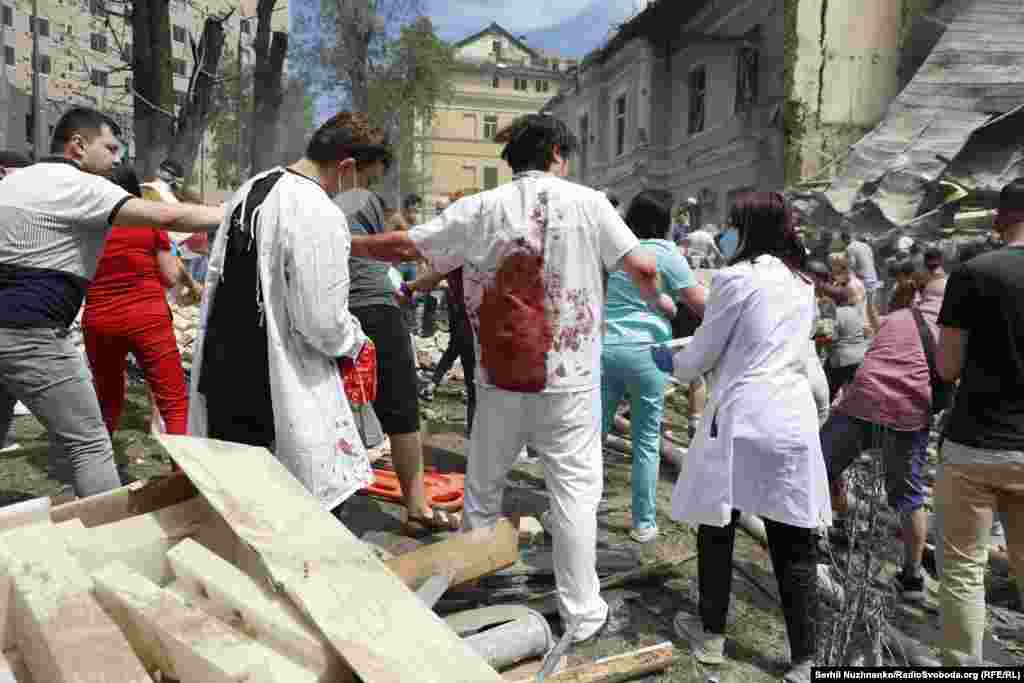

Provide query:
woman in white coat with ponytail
left=651, top=192, right=831, bottom=683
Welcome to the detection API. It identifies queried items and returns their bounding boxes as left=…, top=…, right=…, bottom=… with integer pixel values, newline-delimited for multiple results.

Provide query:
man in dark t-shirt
left=934, top=178, right=1024, bottom=664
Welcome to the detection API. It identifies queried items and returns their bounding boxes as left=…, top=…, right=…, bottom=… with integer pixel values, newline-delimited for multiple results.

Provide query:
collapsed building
left=788, top=0, right=1024, bottom=246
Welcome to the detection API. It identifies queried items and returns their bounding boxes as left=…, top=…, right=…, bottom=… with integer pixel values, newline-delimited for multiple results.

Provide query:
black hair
left=403, top=193, right=422, bottom=210
left=924, top=247, right=944, bottom=263
left=606, top=193, right=620, bottom=209
left=110, top=164, right=143, bottom=198
left=496, top=114, right=577, bottom=174
left=806, top=259, right=831, bottom=281
left=159, top=159, right=185, bottom=178
left=897, top=259, right=916, bottom=277
left=0, top=150, right=31, bottom=168
left=999, top=177, right=1024, bottom=212
left=840, top=231, right=851, bottom=243
left=50, top=107, right=121, bottom=154
left=728, top=191, right=807, bottom=274
left=624, top=189, right=673, bottom=240
left=305, top=112, right=393, bottom=169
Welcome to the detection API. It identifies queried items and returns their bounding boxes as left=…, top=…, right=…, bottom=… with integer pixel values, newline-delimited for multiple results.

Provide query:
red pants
left=83, top=314, right=188, bottom=435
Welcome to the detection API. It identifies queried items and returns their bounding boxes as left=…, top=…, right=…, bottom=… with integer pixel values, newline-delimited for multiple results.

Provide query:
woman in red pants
left=83, top=165, right=190, bottom=436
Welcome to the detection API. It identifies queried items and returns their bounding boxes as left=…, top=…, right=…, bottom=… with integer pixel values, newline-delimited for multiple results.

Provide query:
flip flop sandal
left=401, top=508, right=461, bottom=538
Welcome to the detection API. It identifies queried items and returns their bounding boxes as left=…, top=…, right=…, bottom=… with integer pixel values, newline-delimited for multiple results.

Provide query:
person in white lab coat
left=652, top=192, right=832, bottom=683
left=188, top=112, right=374, bottom=514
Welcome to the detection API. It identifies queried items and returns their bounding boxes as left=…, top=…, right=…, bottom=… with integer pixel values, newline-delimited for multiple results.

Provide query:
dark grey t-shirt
left=335, top=188, right=396, bottom=309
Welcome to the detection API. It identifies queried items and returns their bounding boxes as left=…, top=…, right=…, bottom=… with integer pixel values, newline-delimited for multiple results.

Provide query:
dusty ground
left=4, top=356, right=1021, bottom=680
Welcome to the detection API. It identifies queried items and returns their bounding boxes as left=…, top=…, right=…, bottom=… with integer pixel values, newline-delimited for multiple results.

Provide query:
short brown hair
left=305, top=111, right=392, bottom=169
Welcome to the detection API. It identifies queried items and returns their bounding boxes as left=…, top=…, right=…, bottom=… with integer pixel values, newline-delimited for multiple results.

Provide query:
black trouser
left=699, top=509, right=819, bottom=663
left=826, top=362, right=859, bottom=403
left=432, top=299, right=476, bottom=435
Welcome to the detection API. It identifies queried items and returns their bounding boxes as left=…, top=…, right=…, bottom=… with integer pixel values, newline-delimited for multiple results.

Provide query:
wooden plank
left=0, top=524, right=151, bottom=683
left=50, top=472, right=197, bottom=527
left=512, top=642, right=678, bottom=683
left=61, top=497, right=211, bottom=585
left=157, top=434, right=504, bottom=683
left=166, top=538, right=349, bottom=682
left=383, top=518, right=518, bottom=589
left=92, top=562, right=320, bottom=683
left=0, top=499, right=50, bottom=535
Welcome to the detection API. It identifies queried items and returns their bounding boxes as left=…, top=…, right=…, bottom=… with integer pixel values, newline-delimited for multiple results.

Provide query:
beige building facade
left=0, top=0, right=286, bottom=192
left=414, top=23, right=575, bottom=212
left=545, top=0, right=785, bottom=227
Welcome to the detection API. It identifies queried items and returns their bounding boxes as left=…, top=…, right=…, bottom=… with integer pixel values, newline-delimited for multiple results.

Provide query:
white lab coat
left=669, top=256, right=832, bottom=529
left=188, top=168, right=373, bottom=511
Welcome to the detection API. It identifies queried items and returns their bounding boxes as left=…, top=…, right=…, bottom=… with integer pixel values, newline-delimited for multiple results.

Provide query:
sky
left=298, top=0, right=650, bottom=122
left=424, top=0, right=649, bottom=58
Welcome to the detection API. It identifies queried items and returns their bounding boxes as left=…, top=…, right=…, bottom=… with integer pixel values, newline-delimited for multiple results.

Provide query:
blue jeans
left=600, top=343, right=669, bottom=530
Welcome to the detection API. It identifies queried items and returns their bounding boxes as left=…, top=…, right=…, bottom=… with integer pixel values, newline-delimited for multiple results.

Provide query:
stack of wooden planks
left=0, top=436, right=520, bottom=682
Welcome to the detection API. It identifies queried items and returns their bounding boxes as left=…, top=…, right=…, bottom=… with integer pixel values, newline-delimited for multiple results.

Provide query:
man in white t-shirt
left=0, top=107, right=223, bottom=498
left=350, top=114, right=672, bottom=643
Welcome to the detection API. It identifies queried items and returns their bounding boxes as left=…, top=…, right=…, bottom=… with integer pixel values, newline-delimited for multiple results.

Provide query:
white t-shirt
left=410, top=171, right=639, bottom=393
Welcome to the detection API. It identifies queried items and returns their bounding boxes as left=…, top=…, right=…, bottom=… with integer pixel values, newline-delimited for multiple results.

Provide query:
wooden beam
left=512, top=642, right=678, bottom=683
left=50, top=472, right=197, bottom=527
left=157, top=434, right=504, bottom=683
left=0, top=524, right=151, bottom=683
left=92, top=561, right=320, bottom=682
left=166, top=539, right=349, bottom=682
left=383, top=518, right=518, bottom=589
left=60, top=497, right=212, bottom=585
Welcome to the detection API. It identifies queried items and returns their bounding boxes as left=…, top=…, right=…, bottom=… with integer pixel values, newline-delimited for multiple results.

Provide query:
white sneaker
left=0, top=442, right=20, bottom=453
left=673, top=611, right=725, bottom=664
left=12, top=401, right=29, bottom=416
left=629, top=525, right=659, bottom=543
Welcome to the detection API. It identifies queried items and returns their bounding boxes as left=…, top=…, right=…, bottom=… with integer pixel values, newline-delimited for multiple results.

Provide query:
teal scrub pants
left=600, top=342, right=669, bottom=531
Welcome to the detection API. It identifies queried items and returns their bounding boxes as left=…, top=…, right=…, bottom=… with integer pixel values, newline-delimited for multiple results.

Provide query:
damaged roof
left=796, top=0, right=1024, bottom=237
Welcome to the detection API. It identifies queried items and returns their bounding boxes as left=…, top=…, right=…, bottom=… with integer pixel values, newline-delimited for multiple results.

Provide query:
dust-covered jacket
left=188, top=168, right=372, bottom=510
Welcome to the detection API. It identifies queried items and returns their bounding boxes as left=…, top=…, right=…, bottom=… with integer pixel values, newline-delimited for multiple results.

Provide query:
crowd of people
left=0, top=105, right=1021, bottom=678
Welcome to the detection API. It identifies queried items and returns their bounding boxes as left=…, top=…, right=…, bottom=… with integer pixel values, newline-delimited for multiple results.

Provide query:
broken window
left=615, top=94, right=627, bottom=157
left=689, top=66, right=706, bottom=135
left=735, top=46, right=759, bottom=114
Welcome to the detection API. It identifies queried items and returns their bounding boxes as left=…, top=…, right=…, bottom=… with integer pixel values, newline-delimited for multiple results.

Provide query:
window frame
left=240, top=18, right=251, bottom=34
left=31, top=16, right=49, bottom=37
left=172, top=58, right=187, bottom=77
left=514, top=77, right=528, bottom=92
left=491, top=75, right=500, bottom=88
left=483, top=114, right=498, bottom=141
left=483, top=166, right=498, bottom=190
left=90, top=68, right=108, bottom=87
left=734, top=46, right=759, bottom=114
left=172, top=24, right=186, bottom=44
left=1, top=5, right=12, bottom=27
left=90, top=32, right=108, bottom=53
left=2, top=45, right=14, bottom=66
left=33, top=52, right=50, bottom=74
left=688, top=64, right=707, bottom=135
left=614, top=93, right=627, bottom=158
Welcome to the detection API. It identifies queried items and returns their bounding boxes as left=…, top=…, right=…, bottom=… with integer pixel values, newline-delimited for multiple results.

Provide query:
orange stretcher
left=359, top=466, right=465, bottom=512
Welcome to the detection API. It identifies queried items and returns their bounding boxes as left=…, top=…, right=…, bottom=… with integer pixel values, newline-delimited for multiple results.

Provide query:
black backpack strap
left=912, top=308, right=940, bottom=381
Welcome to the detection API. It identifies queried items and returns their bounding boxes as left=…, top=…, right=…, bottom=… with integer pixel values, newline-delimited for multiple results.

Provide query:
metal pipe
left=462, top=609, right=554, bottom=672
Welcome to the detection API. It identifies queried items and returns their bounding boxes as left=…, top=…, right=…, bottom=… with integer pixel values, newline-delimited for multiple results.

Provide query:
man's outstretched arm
left=350, top=232, right=422, bottom=263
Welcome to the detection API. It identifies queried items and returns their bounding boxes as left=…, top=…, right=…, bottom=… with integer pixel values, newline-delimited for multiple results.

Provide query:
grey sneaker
left=783, top=659, right=814, bottom=683
left=673, top=611, right=725, bottom=664
left=629, top=525, right=659, bottom=543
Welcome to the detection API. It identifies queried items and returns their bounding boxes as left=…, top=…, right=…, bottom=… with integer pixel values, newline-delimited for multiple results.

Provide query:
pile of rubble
left=0, top=436, right=682, bottom=682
